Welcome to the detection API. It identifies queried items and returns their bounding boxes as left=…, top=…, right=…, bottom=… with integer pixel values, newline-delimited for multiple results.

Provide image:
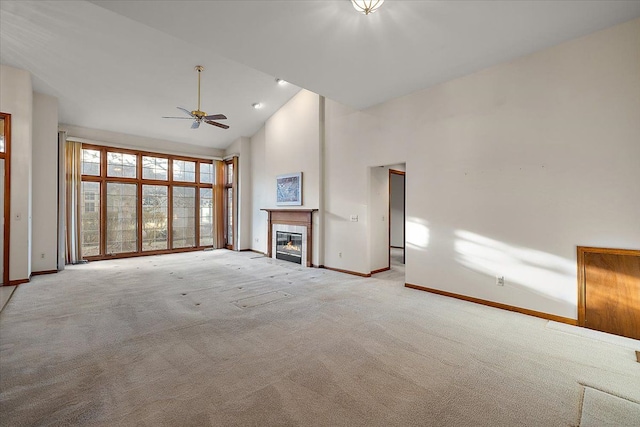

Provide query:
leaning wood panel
left=579, top=247, right=640, bottom=340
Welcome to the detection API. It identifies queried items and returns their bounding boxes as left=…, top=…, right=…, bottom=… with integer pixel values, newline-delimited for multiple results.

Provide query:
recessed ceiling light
left=252, top=102, right=262, bottom=109
left=276, top=78, right=287, bottom=85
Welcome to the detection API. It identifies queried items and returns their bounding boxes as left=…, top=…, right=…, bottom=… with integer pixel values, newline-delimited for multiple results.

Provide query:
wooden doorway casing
left=0, top=113, right=11, bottom=286
left=577, top=246, right=640, bottom=340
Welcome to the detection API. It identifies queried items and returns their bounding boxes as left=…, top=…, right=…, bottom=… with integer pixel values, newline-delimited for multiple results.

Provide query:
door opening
left=389, top=169, right=405, bottom=266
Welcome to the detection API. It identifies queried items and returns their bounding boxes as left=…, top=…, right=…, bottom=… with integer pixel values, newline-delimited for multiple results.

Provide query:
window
left=142, top=156, right=168, bottom=181
left=106, top=182, right=138, bottom=254
left=200, top=162, right=213, bottom=184
left=200, top=188, right=213, bottom=246
left=107, top=151, right=137, bottom=178
left=173, top=186, right=196, bottom=248
left=173, top=160, right=196, bottom=182
left=142, top=185, right=168, bottom=251
left=226, top=161, right=234, bottom=185
left=82, top=149, right=101, bottom=176
left=79, top=145, right=217, bottom=260
left=81, top=181, right=100, bottom=256
left=224, top=159, right=235, bottom=249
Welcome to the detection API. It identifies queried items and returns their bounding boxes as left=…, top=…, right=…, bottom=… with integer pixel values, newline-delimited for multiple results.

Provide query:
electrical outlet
left=339, top=252, right=342, bottom=258
left=496, top=276, right=505, bottom=286
left=40, top=253, right=45, bottom=259
left=350, top=215, right=358, bottom=222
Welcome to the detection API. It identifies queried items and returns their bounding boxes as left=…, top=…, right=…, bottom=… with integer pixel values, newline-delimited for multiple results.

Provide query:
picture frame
left=276, top=172, right=302, bottom=206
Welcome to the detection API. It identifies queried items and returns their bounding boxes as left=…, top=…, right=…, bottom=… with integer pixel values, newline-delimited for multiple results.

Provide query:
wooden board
left=582, top=250, right=640, bottom=340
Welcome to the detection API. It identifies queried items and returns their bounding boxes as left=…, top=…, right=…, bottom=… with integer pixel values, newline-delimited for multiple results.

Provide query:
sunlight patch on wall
left=454, top=230, right=575, bottom=304
left=406, top=218, right=429, bottom=250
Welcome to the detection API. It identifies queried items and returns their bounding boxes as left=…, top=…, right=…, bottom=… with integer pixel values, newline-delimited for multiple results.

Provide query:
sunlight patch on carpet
left=579, top=386, right=640, bottom=426
left=546, top=321, right=640, bottom=350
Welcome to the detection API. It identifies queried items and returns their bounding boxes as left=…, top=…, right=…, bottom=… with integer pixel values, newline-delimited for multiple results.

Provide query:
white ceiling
left=2, top=1, right=640, bottom=150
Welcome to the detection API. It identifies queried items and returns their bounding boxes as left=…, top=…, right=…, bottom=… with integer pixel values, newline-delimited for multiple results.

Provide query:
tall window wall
left=224, top=158, right=236, bottom=250
left=80, top=144, right=217, bottom=259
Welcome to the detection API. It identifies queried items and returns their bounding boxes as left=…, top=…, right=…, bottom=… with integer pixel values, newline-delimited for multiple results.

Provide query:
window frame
left=224, top=158, right=236, bottom=250
left=80, top=143, right=216, bottom=260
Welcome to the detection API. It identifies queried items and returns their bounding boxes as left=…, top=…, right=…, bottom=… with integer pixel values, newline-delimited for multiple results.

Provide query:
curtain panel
left=213, top=159, right=225, bottom=249
left=65, top=140, right=82, bottom=264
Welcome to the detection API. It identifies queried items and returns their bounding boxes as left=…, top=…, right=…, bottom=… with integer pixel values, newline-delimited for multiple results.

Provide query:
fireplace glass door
left=276, top=231, right=303, bottom=264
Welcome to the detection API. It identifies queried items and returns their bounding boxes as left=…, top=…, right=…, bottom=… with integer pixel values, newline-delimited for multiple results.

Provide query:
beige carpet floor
left=1, top=250, right=639, bottom=426
left=0, top=285, right=15, bottom=313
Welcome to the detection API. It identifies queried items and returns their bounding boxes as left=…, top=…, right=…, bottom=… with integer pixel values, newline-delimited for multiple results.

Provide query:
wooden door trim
left=577, top=246, right=640, bottom=327
left=0, top=113, right=11, bottom=286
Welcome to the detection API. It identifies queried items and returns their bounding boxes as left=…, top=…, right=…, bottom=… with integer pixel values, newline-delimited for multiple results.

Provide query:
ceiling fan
left=162, top=65, right=229, bottom=130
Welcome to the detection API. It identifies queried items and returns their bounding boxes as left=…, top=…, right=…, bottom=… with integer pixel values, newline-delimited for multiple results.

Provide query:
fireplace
left=261, top=209, right=317, bottom=267
left=276, top=231, right=303, bottom=264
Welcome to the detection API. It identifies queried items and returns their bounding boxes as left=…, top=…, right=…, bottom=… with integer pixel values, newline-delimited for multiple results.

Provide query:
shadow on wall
left=454, top=229, right=576, bottom=306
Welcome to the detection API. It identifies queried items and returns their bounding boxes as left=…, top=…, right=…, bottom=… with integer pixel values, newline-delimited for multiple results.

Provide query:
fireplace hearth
left=276, top=231, right=303, bottom=264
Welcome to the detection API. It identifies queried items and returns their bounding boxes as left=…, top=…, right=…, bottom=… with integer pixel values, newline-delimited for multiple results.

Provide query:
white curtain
left=65, top=140, right=82, bottom=264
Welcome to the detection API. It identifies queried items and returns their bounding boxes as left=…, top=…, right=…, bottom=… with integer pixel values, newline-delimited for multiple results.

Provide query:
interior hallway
left=1, top=250, right=639, bottom=426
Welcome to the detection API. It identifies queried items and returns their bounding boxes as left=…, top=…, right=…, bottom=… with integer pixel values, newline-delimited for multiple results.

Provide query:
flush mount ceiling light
left=276, top=78, right=287, bottom=85
left=351, top=0, right=384, bottom=15
left=252, top=102, right=262, bottom=109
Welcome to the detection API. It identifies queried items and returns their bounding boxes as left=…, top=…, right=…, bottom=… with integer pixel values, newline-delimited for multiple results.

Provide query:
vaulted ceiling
left=2, top=1, right=639, bottom=149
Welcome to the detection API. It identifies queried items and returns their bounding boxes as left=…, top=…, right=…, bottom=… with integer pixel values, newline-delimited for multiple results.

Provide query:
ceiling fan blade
left=177, top=106, right=195, bottom=117
left=191, top=120, right=201, bottom=129
left=162, top=116, right=194, bottom=119
left=205, top=120, right=229, bottom=130
left=203, top=114, right=227, bottom=121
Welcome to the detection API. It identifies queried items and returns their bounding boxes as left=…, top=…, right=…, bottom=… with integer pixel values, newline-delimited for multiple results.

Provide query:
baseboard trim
left=405, top=283, right=577, bottom=326
left=323, top=266, right=371, bottom=277
left=8, top=278, right=29, bottom=286
left=31, top=269, right=58, bottom=276
left=390, top=246, right=404, bottom=249
left=248, top=249, right=266, bottom=255
left=371, top=267, right=390, bottom=274
left=312, top=264, right=324, bottom=269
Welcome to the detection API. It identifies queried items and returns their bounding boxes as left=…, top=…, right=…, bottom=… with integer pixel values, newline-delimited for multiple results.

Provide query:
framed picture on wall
left=276, top=172, right=302, bottom=206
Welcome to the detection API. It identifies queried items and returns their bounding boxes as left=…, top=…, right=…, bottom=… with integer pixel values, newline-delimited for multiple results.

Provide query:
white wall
left=322, top=18, right=640, bottom=319
left=249, top=90, right=321, bottom=264
left=0, top=65, right=33, bottom=282
left=323, top=100, right=408, bottom=275
left=250, top=126, right=267, bottom=253
left=390, top=171, right=405, bottom=248
left=225, top=136, right=252, bottom=250
left=32, top=92, right=59, bottom=273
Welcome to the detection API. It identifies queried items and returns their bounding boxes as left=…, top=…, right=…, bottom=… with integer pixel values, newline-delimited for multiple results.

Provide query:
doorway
left=389, top=169, right=405, bottom=266
left=0, top=113, right=11, bottom=285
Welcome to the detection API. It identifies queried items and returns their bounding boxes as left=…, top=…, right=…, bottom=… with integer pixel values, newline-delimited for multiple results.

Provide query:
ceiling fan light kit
left=162, top=65, right=229, bottom=130
left=351, top=0, right=385, bottom=15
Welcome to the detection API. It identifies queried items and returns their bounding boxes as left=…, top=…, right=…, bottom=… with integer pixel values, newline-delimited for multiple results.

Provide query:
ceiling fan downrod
left=195, top=65, right=204, bottom=116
